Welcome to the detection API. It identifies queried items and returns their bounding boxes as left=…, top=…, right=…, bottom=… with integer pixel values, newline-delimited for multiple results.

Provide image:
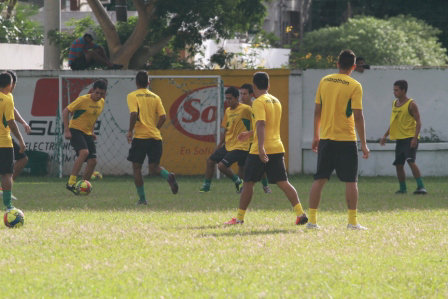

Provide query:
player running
left=126, top=71, right=178, bottom=205
left=199, top=86, right=252, bottom=193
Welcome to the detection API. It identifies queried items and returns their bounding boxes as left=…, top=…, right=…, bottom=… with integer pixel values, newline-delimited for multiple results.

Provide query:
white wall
left=290, top=68, right=448, bottom=176
left=0, top=44, right=44, bottom=70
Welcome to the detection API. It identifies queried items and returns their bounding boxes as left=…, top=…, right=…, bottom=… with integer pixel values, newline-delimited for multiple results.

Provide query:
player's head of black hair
left=394, top=80, right=408, bottom=92
left=240, top=83, right=253, bottom=94
left=93, top=79, right=107, bottom=90
left=253, top=72, right=269, bottom=90
left=136, top=71, right=149, bottom=88
left=356, top=56, right=365, bottom=64
left=225, top=86, right=239, bottom=99
left=0, top=72, right=12, bottom=89
left=6, top=70, right=16, bottom=84
left=338, top=49, right=356, bottom=70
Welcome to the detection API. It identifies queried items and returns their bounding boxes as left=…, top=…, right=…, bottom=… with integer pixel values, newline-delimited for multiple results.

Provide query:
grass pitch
left=1, top=175, right=447, bottom=298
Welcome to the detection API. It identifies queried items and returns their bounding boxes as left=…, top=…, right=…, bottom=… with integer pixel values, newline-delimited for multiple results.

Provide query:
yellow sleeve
left=351, top=83, right=363, bottom=109
left=157, top=97, right=166, bottom=116
left=67, top=96, right=82, bottom=112
left=315, top=80, right=322, bottom=104
left=252, top=99, right=266, bottom=122
left=5, top=97, right=14, bottom=121
left=127, top=93, right=138, bottom=113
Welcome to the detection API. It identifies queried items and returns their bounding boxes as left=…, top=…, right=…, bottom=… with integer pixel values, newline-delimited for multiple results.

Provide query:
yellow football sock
left=68, top=175, right=77, bottom=185
left=309, top=208, right=317, bottom=224
left=236, top=209, right=246, bottom=221
left=293, top=203, right=305, bottom=216
left=348, top=209, right=358, bottom=226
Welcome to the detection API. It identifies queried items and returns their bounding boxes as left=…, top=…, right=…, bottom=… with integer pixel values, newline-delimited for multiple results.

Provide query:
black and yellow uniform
left=67, top=94, right=104, bottom=159
left=389, top=99, right=418, bottom=165
left=314, top=73, right=363, bottom=182
left=209, top=103, right=252, bottom=167
left=245, top=93, right=287, bottom=183
left=0, top=91, right=14, bottom=174
left=127, top=88, right=166, bottom=164
left=8, top=93, right=26, bottom=161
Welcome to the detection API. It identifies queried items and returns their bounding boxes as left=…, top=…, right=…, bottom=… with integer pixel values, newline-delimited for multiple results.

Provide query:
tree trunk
left=85, top=0, right=157, bottom=69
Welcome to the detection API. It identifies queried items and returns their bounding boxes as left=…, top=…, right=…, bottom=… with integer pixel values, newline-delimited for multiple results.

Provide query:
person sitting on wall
left=68, top=30, right=122, bottom=70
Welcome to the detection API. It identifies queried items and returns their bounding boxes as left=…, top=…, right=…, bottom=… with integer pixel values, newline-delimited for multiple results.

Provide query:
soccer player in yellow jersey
left=0, top=72, right=26, bottom=210
left=307, top=50, right=369, bottom=230
left=199, top=87, right=252, bottom=193
left=63, top=79, right=107, bottom=194
left=127, top=71, right=178, bottom=205
left=225, top=72, right=308, bottom=226
left=380, top=80, right=426, bottom=194
left=240, top=83, right=272, bottom=194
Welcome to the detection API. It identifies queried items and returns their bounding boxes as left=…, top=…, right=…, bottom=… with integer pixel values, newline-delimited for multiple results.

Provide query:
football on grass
left=75, top=180, right=92, bottom=196
left=4, top=208, right=24, bottom=228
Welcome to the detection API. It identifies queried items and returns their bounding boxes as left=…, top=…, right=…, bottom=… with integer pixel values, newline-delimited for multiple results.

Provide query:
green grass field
left=1, top=175, right=447, bottom=298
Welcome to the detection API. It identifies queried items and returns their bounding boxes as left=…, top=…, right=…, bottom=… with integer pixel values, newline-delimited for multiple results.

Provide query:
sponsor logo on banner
left=170, top=86, right=221, bottom=142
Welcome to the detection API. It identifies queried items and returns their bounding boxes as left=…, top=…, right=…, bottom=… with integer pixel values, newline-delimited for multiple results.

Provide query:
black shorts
left=0, top=148, right=14, bottom=174
left=221, top=149, right=248, bottom=167
left=244, top=153, right=287, bottom=183
left=127, top=138, right=162, bottom=165
left=393, top=137, right=418, bottom=165
left=70, top=53, right=90, bottom=70
left=209, top=146, right=227, bottom=163
left=69, top=128, right=96, bottom=160
left=314, top=140, right=358, bottom=182
left=12, top=139, right=27, bottom=161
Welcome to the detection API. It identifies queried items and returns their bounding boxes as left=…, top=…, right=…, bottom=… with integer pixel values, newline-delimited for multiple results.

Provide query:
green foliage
left=0, top=3, right=43, bottom=44
left=291, top=15, right=448, bottom=68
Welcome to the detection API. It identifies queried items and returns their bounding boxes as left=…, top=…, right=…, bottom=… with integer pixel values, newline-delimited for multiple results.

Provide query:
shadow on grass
left=13, top=175, right=448, bottom=213
left=195, top=228, right=295, bottom=238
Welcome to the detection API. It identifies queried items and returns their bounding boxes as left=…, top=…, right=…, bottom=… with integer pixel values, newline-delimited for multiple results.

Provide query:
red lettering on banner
left=201, top=106, right=216, bottom=123
left=182, top=99, right=200, bottom=123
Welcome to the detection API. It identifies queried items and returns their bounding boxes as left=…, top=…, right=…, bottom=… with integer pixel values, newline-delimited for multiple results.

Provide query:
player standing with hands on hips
left=380, top=80, right=427, bottom=195
left=127, top=71, right=178, bottom=205
left=307, top=49, right=370, bottom=230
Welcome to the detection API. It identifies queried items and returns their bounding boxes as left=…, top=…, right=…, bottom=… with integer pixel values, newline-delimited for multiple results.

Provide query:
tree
left=0, top=2, right=43, bottom=44
left=290, top=15, right=447, bottom=68
left=78, top=0, right=265, bottom=69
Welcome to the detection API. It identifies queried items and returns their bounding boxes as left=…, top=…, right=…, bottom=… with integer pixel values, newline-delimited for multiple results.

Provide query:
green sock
left=3, top=190, right=12, bottom=209
left=203, top=179, right=211, bottom=187
left=399, top=181, right=407, bottom=192
left=232, top=174, right=240, bottom=183
left=416, top=177, right=424, bottom=189
left=160, top=169, right=170, bottom=180
left=261, top=177, right=268, bottom=187
left=136, top=185, right=145, bottom=202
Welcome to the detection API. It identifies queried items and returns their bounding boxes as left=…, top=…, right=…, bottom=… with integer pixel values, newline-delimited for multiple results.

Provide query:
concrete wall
left=289, top=68, right=448, bottom=176
left=0, top=44, right=44, bottom=70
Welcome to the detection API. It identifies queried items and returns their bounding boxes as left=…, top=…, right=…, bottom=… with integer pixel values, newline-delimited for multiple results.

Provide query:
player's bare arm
left=380, top=127, right=390, bottom=146
left=256, top=120, right=268, bottom=163
left=62, top=107, right=72, bottom=139
left=156, top=114, right=166, bottom=129
left=312, top=103, right=322, bottom=153
left=238, top=130, right=254, bottom=141
left=409, top=101, right=421, bottom=148
left=127, top=112, right=138, bottom=144
left=14, top=108, right=31, bottom=134
left=353, top=109, right=369, bottom=159
left=8, top=119, right=25, bottom=153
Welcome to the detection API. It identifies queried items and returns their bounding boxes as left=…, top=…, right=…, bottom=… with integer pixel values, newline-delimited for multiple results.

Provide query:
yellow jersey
left=127, top=88, right=166, bottom=140
left=250, top=93, right=285, bottom=155
left=67, top=94, right=104, bottom=135
left=222, top=103, right=252, bottom=151
left=315, top=74, right=363, bottom=141
left=389, top=99, right=417, bottom=140
left=0, top=91, right=14, bottom=148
